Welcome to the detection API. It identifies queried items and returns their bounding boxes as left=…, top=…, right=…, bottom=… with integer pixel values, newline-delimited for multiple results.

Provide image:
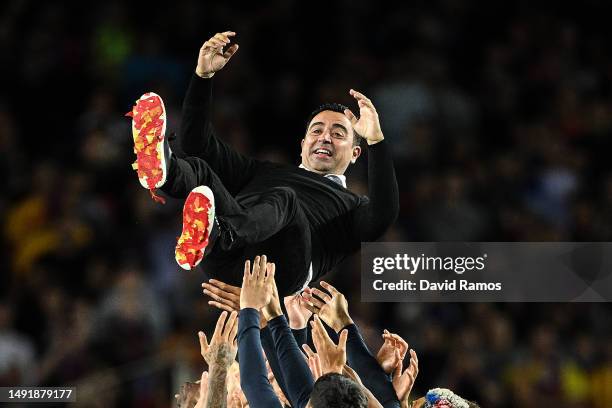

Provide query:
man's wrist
left=288, top=319, right=307, bottom=330
left=195, top=69, right=214, bottom=79
left=334, top=314, right=354, bottom=332
left=366, top=133, right=384, bottom=146
left=262, top=306, right=283, bottom=321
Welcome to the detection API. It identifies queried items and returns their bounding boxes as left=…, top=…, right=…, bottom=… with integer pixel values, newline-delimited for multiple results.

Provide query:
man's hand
left=240, top=255, right=275, bottom=310
left=196, top=31, right=239, bottom=79
left=198, top=311, right=239, bottom=368
left=302, top=344, right=323, bottom=380
left=261, top=273, right=283, bottom=322
left=310, top=315, right=348, bottom=375
left=202, top=279, right=241, bottom=312
left=376, top=330, right=409, bottom=374
left=392, top=349, right=419, bottom=403
left=283, top=293, right=312, bottom=329
left=302, top=281, right=353, bottom=333
left=345, top=89, right=384, bottom=145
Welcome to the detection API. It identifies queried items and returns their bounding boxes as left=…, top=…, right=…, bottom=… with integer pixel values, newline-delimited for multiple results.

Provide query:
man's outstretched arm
left=345, top=89, right=399, bottom=241
left=179, top=31, right=256, bottom=195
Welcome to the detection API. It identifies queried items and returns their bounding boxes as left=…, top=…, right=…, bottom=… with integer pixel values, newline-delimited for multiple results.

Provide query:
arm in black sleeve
left=268, top=315, right=314, bottom=408
left=178, top=73, right=256, bottom=194
left=344, top=324, right=400, bottom=408
left=260, top=326, right=291, bottom=403
left=237, top=308, right=283, bottom=408
left=291, top=327, right=307, bottom=348
left=352, top=140, right=399, bottom=241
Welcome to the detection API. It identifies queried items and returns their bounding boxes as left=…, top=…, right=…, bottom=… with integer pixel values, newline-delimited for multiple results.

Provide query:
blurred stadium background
left=0, top=1, right=611, bottom=406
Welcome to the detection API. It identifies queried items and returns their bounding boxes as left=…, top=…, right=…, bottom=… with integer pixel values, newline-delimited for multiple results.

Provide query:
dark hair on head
left=305, top=103, right=362, bottom=147
left=308, top=373, right=367, bottom=408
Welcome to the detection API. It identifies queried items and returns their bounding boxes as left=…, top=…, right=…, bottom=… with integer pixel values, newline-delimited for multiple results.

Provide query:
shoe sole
left=175, top=186, right=216, bottom=270
left=128, top=92, right=167, bottom=190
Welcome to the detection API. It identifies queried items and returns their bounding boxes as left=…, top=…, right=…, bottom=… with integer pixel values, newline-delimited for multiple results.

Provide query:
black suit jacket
left=178, top=73, right=399, bottom=294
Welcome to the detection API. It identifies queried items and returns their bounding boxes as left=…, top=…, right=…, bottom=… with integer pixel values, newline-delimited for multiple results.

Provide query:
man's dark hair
left=305, top=103, right=363, bottom=147
left=308, top=373, right=368, bottom=408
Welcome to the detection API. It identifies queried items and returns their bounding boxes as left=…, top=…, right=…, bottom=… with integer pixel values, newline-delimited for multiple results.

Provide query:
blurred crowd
left=0, top=0, right=611, bottom=407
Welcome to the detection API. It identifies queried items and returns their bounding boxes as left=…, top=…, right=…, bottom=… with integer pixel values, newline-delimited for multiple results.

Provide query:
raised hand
left=392, top=349, right=419, bottom=403
left=310, top=315, right=348, bottom=375
left=302, top=281, right=353, bottom=333
left=202, top=279, right=241, bottom=312
left=196, top=31, right=239, bottom=78
left=376, top=330, right=409, bottom=374
left=344, top=89, right=384, bottom=145
left=198, top=311, right=239, bottom=367
left=240, top=255, right=275, bottom=310
left=283, top=293, right=313, bottom=329
left=261, top=271, right=283, bottom=322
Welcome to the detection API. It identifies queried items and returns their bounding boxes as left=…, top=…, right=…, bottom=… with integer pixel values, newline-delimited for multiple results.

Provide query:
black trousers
left=161, top=155, right=311, bottom=295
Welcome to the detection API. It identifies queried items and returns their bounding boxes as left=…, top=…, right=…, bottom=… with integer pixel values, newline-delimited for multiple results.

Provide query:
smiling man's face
left=300, top=110, right=361, bottom=175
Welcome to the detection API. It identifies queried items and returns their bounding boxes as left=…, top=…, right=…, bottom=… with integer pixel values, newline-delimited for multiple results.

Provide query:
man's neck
left=299, top=164, right=347, bottom=188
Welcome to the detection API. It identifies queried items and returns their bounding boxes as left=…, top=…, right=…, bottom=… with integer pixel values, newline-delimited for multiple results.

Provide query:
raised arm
left=262, top=271, right=315, bottom=408
left=304, top=281, right=401, bottom=408
left=196, top=311, right=238, bottom=408
left=179, top=32, right=256, bottom=194
left=237, top=256, right=283, bottom=408
left=344, top=90, right=399, bottom=241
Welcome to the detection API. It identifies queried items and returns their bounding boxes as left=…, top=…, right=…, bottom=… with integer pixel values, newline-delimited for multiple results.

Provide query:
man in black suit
left=128, top=31, right=399, bottom=296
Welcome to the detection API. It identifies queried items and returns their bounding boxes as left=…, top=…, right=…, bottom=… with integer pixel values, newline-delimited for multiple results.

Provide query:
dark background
left=1, top=1, right=611, bottom=407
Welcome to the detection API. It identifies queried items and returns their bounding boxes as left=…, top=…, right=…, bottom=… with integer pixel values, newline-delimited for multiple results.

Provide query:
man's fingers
left=199, top=370, right=209, bottom=396
left=312, top=288, right=331, bottom=303
left=302, top=300, right=319, bottom=315
left=243, top=260, right=250, bottom=281
left=338, top=329, right=348, bottom=351
left=302, top=292, right=324, bottom=309
left=214, top=311, right=229, bottom=340
left=319, top=281, right=340, bottom=295
left=266, top=262, right=276, bottom=281
left=208, top=279, right=241, bottom=295
left=203, top=286, right=238, bottom=306
left=214, top=33, right=231, bottom=43
left=409, top=349, right=419, bottom=375
left=223, top=311, right=238, bottom=340
left=349, top=88, right=372, bottom=103
left=251, top=256, right=261, bottom=279
left=302, top=343, right=316, bottom=358
left=391, top=333, right=409, bottom=354
left=208, top=300, right=235, bottom=313
left=310, top=319, right=323, bottom=351
left=393, top=355, right=403, bottom=379
left=258, top=255, right=267, bottom=281
left=311, top=287, right=332, bottom=303
left=223, top=44, right=239, bottom=60
left=343, top=108, right=358, bottom=125
left=310, top=354, right=322, bottom=378
left=198, top=331, right=209, bottom=354
left=227, top=311, right=239, bottom=343
left=205, top=39, right=225, bottom=52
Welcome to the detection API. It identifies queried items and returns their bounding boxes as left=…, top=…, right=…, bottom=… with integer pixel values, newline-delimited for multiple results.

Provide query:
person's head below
left=411, top=388, right=480, bottom=408
left=306, top=373, right=367, bottom=408
left=301, top=103, right=362, bottom=176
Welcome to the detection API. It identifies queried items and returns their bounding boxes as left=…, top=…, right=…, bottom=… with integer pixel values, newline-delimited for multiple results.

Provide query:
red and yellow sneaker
left=126, top=92, right=168, bottom=204
left=175, top=186, right=216, bottom=270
